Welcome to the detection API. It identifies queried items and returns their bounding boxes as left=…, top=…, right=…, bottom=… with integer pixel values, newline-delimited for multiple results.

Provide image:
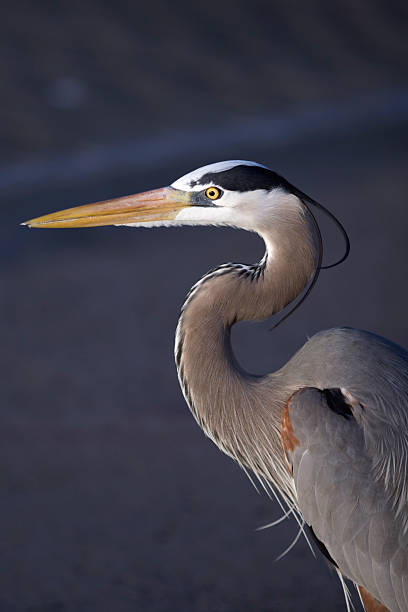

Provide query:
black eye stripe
left=188, top=164, right=288, bottom=192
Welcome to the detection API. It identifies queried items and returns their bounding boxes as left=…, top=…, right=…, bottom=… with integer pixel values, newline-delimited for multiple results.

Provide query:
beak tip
left=21, top=186, right=184, bottom=229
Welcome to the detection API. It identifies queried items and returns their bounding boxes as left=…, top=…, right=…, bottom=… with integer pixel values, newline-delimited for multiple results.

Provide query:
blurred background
left=2, top=1, right=408, bottom=610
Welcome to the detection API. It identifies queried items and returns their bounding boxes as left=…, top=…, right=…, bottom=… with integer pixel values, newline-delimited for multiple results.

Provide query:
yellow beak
left=23, top=187, right=191, bottom=229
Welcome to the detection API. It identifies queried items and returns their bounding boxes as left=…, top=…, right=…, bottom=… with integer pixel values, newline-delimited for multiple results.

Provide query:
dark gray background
left=2, top=1, right=408, bottom=610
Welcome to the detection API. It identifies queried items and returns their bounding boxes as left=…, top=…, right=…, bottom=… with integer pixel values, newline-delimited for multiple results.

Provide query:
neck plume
left=174, top=194, right=317, bottom=500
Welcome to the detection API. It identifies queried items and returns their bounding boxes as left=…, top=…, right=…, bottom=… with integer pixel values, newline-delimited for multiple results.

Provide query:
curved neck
left=174, top=199, right=316, bottom=495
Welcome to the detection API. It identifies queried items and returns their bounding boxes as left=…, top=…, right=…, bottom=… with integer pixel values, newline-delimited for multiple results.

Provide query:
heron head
left=23, top=160, right=302, bottom=233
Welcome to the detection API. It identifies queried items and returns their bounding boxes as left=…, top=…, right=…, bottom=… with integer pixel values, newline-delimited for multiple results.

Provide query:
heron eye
left=205, top=187, right=222, bottom=200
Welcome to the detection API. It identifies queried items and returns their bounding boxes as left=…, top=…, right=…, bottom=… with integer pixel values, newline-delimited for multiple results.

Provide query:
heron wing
left=284, top=387, right=408, bottom=612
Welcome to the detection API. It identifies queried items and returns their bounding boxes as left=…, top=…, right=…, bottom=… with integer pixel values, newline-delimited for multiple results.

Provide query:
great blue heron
left=24, top=160, right=408, bottom=611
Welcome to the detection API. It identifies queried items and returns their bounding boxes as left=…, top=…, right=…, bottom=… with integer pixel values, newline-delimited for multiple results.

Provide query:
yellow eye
left=205, top=186, right=221, bottom=200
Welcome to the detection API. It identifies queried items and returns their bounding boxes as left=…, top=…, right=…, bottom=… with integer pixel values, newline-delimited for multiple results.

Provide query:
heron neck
left=174, top=208, right=316, bottom=490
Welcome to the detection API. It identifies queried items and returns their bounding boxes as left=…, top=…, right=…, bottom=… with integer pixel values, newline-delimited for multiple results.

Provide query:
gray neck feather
left=175, top=196, right=317, bottom=501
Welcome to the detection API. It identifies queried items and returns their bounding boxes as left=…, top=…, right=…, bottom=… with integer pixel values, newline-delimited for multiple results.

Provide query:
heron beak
left=22, top=187, right=191, bottom=229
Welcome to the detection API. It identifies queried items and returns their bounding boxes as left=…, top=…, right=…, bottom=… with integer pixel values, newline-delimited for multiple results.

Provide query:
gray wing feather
left=391, top=548, right=408, bottom=612
left=284, top=328, right=408, bottom=523
left=287, top=387, right=408, bottom=612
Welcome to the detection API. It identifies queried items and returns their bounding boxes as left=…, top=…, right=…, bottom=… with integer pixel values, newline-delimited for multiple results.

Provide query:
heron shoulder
left=281, top=326, right=408, bottom=534
left=291, top=326, right=408, bottom=386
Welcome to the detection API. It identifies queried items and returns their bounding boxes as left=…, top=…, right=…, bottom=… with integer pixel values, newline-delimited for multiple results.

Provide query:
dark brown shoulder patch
left=358, top=586, right=389, bottom=611
left=280, top=393, right=300, bottom=474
